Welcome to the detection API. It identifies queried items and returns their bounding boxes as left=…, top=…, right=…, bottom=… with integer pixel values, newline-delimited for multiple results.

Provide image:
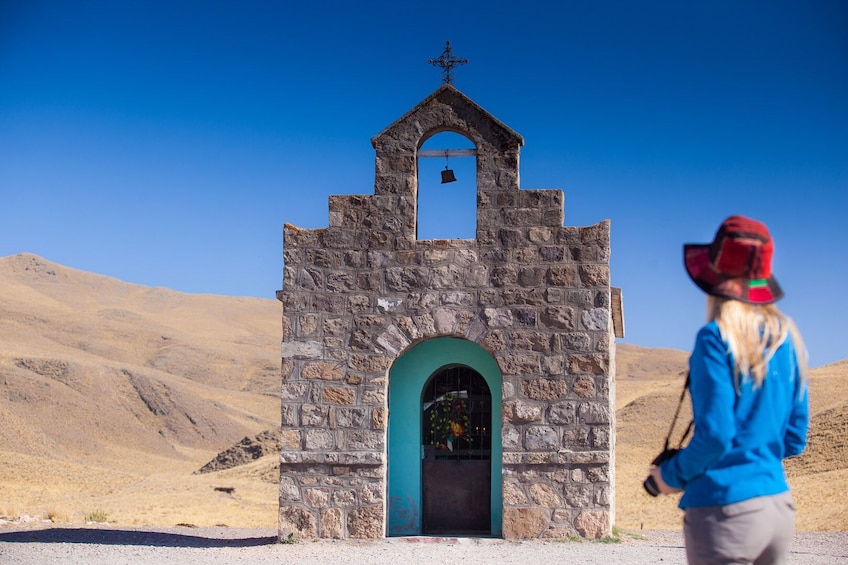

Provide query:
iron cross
left=428, top=41, right=468, bottom=85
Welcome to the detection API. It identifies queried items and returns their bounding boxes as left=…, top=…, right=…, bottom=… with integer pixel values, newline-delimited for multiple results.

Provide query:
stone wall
left=278, top=85, right=614, bottom=540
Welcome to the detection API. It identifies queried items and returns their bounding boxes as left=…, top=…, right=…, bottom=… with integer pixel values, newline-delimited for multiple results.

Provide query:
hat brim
left=684, top=244, right=783, bottom=304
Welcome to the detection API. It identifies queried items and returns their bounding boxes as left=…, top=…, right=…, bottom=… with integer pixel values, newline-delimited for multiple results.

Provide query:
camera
left=643, top=448, right=679, bottom=497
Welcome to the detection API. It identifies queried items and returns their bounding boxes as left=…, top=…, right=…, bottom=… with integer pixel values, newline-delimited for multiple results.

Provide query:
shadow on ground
left=0, top=528, right=277, bottom=548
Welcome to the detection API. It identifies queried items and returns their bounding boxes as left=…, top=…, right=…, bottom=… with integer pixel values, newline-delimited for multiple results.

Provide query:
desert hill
left=614, top=344, right=848, bottom=531
left=0, top=254, right=281, bottom=526
left=0, top=253, right=845, bottom=531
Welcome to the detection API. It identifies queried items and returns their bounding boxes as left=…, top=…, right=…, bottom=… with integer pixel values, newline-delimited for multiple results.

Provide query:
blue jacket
left=660, top=320, right=809, bottom=508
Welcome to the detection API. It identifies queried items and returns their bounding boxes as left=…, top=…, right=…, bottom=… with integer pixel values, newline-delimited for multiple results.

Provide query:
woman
left=648, top=215, right=809, bottom=564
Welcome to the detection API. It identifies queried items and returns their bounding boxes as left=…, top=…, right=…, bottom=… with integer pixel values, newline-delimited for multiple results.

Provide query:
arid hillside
left=614, top=344, right=848, bottom=531
left=0, top=253, right=844, bottom=531
left=0, top=254, right=281, bottom=526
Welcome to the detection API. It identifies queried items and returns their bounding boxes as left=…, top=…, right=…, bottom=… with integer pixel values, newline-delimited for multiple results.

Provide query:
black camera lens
left=643, top=475, right=661, bottom=497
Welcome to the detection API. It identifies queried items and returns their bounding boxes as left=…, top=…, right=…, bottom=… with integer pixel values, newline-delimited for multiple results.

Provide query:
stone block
left=518, top=267, right=545, bottom=287
left=349, top=354, right=392, bottom=373
left=335, top=407, right=367, bottom=428
left=333, top=489, right=356, bottom=507
left=281, top=358, right=294, bottom=381
left=483, top=307, right=513, bottom=328
left=561, top=332, right=591, bottom=352
left=327, top=272, right=356, bottom=293
left=304, top=429, right=335, bottom=450
left=503, top=481, right=527, bottom=505
left=302, top=362, right=345, bottom=381
left=525, top=426, right=558, bottom=451
left=490, top=265, right=518, bottom=287
left=542, top=524, right=578, bottom=539
left=546, top=265, right=577, bottom=287
left=563, top=427, right=591, bottom=449
left=300, top=404, right=328, bottom=426
left=312, top=293, right=345, bottom=314
left=502, top=425, right=521, bottom=449
left=500, top=354, right=540, bottom=376
left=594, top=485, right=611, bottom=506
left=299, top=314, right=319, bottom=336
left=548, top=401, right=577, bottom=425
left=510, top=331, right=551, bottom=353
left=281, top=382, right=308, bottom=401
left=579, top=265, right=609, bottom=286
left=345, top=374, right=364, bottom=386
left=359, top=483, right=384, bottom=504
left=480, top=330, right=506, bottom=353
left=321, top=508, right=343, bottom=539
left=431, top=265, right=463, bottom=288
left=541, top=306, right=575, bottom=330
left=279, top=505, right=316, bottom=539
left=541, top=354, right=564, bottom=376
left=540, top=246, right=565, bottom=262
left=522, top=378, right=568, bottom=401
left=529, top=483, right=561, bottom=507
left=512, top=308, right=537, bottom=326
left=281, top=405, right=297, bottom=427
left=514, top=247, right=538, bottom=264
left=503, top=400, right=543, bottom=423
left=579, top=221, right=610, bottom=244
left=502, top=507, right=549, bottom=539
left=279, top=476, right=301, bottom=502
left=563, top=484, right=592, bottom=508
left=574, top=510, right=610, bottom=539
left=591, top=426, right=610, bottom=449
left=344, top=429, right=384, bottom=451
left=502, top=288, right=545, bottom=305
left=578, top=402, right=610, bottom=424
left=280, top=429, right=301, bottom=449
left=323, top=387, right=355, bottom=405
left=372, top=408, right=386, bottom=430
left=348, top=294, right=370, bottom=313
left=567, top=354, right=608, bottom=375
left=304, top=488, right=330, bottom=508
left=433, top=307, right=458, bottom=332
left=587, top=465, right=610, bottom=483
left=528, top=227, right=552, bottom=242
left=580, top=308, right=610, bottom=331
left=347, top=506, right=383, bottom=539
left=281, top=341, right=322, bottom=359
left=571, top=374, right=596, bottom=397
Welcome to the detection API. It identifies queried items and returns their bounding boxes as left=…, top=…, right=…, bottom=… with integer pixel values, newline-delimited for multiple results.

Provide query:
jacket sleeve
left=660, top=324, right=735, bottom=490
left=783, top=345, right=809, bottom=457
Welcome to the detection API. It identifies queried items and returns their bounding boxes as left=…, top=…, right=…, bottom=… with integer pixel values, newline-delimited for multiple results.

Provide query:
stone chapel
left=277, top=84, right=621, bottom=540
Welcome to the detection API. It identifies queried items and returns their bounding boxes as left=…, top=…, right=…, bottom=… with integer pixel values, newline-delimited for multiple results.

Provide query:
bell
left=441, top=168, right=457, bottom=184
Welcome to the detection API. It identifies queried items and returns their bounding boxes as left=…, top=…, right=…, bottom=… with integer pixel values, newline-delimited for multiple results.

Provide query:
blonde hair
left=707, top=295, right=808, bottom=392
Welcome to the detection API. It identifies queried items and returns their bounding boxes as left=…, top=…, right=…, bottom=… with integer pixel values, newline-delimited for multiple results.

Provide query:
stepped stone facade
left=277, top=84, right=617, bottom=540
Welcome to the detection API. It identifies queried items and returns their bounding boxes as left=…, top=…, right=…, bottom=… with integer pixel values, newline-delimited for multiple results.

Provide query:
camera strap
left=662, top=372, right=693, bottom=453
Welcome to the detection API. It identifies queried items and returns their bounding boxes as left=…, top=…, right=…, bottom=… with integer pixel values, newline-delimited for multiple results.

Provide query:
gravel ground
left=0, top=525, right=846, bottom=564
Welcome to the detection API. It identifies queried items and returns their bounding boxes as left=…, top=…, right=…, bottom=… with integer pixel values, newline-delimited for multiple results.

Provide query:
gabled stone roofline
left=370, top=84, right=525, bottom=149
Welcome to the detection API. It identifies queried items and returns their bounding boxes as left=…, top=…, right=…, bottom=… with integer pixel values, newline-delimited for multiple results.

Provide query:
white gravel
left=0, top=525, right=846, bottom=564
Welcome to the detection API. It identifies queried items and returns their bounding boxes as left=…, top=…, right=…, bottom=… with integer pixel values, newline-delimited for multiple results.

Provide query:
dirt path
left=1, top=526, right=846, bottom=564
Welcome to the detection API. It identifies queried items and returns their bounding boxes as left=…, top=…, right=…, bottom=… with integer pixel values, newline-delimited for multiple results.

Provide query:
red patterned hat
left=684, top=215, right=783, bottom=304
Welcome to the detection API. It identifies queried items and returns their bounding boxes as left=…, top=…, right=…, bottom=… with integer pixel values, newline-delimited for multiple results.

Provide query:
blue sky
left=1, top=1, right=846, bottom=367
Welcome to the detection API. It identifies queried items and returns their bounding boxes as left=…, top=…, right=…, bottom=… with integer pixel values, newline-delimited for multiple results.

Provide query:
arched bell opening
left=416, top=132, right=477, bottom=241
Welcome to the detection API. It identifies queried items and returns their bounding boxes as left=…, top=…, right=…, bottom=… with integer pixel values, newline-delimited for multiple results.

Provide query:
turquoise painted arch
left=387, top=337, right=503, bottom=536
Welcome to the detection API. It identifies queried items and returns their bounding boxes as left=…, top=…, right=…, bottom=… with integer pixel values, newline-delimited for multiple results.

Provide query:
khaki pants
left=683, top=492, right=796, bottom=565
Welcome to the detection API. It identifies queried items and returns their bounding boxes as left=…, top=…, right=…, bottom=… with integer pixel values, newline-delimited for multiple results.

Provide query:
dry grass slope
left=0, top=254, right=280, bottom=526
left=0, top=254, right=845, bottom=531
left=614, top=345, right=848, bottom=531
